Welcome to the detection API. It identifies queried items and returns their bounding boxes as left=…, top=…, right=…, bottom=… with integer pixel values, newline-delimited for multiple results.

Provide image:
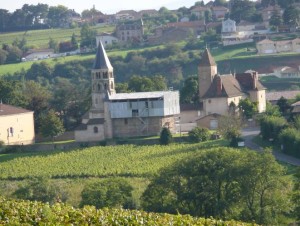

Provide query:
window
left=103, top=72, right=108, bottom=79
left=93, top=126, right=98, bottom=133
left=8, top=127, right=14, bottom=137
left=124, top=118, right=128, bottom=125
left=145, top=101, right=149, bottom=108
left=208, top=99, right=212, bottom=103
left=132, top=109, right=139, bottom=117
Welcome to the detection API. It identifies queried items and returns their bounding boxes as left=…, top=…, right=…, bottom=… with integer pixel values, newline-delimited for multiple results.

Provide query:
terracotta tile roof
left=266, top=91, right=300, bottom=101
left=292, top=101, right=300, bottom=106
left=292, top=105, right=300, bottom=113
left=191, top=6, right=209, bottom=12
left=0, top=104, right=32, bottom=116
left=211, top=6, right=229, bottom=11
left=196, top=113, right=222, bottom=121
left=257, top=39, right=274, bottom=44
left=262, top=5, right=282, bottom=12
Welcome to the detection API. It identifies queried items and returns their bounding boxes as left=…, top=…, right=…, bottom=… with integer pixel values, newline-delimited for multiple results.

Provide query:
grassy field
left=0, top=25, right=115, bottom=49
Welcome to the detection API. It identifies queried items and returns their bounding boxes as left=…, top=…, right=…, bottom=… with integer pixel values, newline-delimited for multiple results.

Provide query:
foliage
left=279, top=128, right=300, bottom=157
left=13, top=177, right=65, bottom=204
left=159, top=127, right=173, bottom=145
left=293, top=168, right=300, bottom=220
left=264, top=101, right=281, bottom=117
left=259, top=115, right=287, bottom=141
left=238, top=98, right=258, bottom=119
left=81, top=178, right=134, bottom=209
left=230, top=0, right=257, bottom=23
left=217, top=115, right=242, bottom=146
left=277, top=96, right=291, bottom=115
left=39, top=109, right=65, bottom=140
left=0, top=197, right=258, bottom=225
left=128, top=75, right=167, bottom=92
left=0, top=142, right=228, bottom=179
left=180, top=76, right=198, bottom=103
left=283, top=6, right=300, bottom=26
left=141, top=148, right=291, bottom=225
left=188, top=127, right=210, bottom=143
left=80, top=23, right=96, bottom=48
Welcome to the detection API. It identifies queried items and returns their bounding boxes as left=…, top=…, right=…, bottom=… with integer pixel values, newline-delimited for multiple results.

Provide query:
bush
left=80, top=178, right=135, bottom=209
left=159, top=127, right=172, bottom=145
left=188, top=127, right=210, bottom=143
left=279, top=128, right=300, bottom=157
left=260, top=116, right=287, bottom=141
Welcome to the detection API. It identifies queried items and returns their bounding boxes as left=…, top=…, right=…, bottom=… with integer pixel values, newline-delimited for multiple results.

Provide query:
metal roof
left=109, top=91, right=176, bottom=100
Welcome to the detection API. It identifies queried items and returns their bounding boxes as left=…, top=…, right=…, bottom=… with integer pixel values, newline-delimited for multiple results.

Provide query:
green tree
left=217, top=115, right=242, bottom=146
left=269, top=10, right=283, bottom=27
left=230, top=0, right=257, bottom=23
left=26, top=61, right=53, bottom=80
left=264, top=102, right=281, bottom=117
left=238, top=98, right=258, bottom=119
left=47, top=5, right=69, bottom=28
left=259, top=115, right=287, bottom=141
left=277, top=96, right=291, bottom=115
left=159, top=127, right=172, bottom=145
left=141, top=148, right=291, bottom=224
left=180, top=76, right=198, bottom=104
left=71, top=33, right=78, bottom=49
left=293, top=168, right=300, bottom=220
left=39, top=109, right=65, bottom=141
left=80, top=23, right=96, bottom=48
left=188, top=127, right=210, bottom=143
left=13, top=177, right=65, bottom=204
left=0, top=49, right=8, bottom=64
left=283, top=6, right=300, bottom=26
left=80, top=178, right=134, bottom=209
left=48, top=37, right=58, bottom=52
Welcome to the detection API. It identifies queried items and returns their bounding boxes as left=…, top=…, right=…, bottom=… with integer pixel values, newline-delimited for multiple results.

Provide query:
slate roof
left=199, top=48, right=216, bottom=67
left=93, top=41, right=113, bottom=70
left=0, top=103, right=32, bottom=116
left=109, top=91, right=176, bottom=101
left=203, top=74, right=244, bottom=98
left=235, top=73, right=265, bottom=91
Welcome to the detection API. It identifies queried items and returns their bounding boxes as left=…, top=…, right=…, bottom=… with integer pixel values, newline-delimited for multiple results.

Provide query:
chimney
left=252, top=71, right=257, bottom=89
left=216, top=75, right=222, bottom=95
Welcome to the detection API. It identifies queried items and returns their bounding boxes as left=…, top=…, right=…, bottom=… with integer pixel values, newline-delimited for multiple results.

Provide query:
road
left=242, top=127, right=300, bottom=166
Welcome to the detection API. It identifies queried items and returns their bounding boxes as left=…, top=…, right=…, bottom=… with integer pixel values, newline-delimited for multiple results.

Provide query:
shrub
left=188, top=127, right=210, bottom=143
left=80, top=178, right=134, bottom=209
left=279, top=128, right=300, bottom=157
left=260, top=116, right=287, bottom=141
left=159, top=127, right=172, bottom=145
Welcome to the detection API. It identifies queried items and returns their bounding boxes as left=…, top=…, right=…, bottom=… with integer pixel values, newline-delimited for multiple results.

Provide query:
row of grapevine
left=0, top=142, right=224, bottom=179
left=0, top=197, right=257, bottom=225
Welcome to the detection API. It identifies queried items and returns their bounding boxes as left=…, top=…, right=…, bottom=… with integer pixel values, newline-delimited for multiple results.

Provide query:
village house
left=261, top=5, right=284, bottom=26
left=211, top=6, right=229, bottom=20
left=196, top=49, right=266, bottom=128
left=148, top=21, right=206, bottom=44
left=115, top=19, right=144, bottom=44
left=75, top=42, right=180, bottom=142
left=191, top=6, right=210, bottom=20
left=256, top=38, right=300, bottom=54
left=96, top=33, right=119, bottom=47
left=273, top=66, right=300, bottom=78
left=0, top=103, right=35, bottom=145
left=266, top=91, right=300, bottom=105
left=115, top=10, right=140, bottom=21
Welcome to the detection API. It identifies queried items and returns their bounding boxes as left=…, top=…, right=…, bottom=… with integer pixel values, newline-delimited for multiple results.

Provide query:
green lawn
left=0, top=25, right=115, bottom=49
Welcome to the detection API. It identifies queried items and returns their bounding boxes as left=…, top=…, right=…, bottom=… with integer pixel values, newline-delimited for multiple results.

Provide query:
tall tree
left=47, top=5, right=69, bottom=28
left=180, top=76, right=198, bottom=103
left=283, top=6, right=300, bottom=26
left=39, top=109, right=65, bottom=141
left=80, top=23, right=96, bottom=48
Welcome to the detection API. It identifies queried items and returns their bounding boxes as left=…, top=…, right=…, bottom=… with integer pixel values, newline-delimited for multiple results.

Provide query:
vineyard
left=0, top=197, right=257, bottom=225
left=0, top=141, right=225, bottom=179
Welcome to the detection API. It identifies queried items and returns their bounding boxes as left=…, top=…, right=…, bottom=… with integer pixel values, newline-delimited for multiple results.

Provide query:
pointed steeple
left=199, top=48, right=216, bottom=67
left=93, top=42, right=113, bottom=70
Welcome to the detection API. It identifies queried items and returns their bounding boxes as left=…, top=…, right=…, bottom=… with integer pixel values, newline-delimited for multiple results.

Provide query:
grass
left=0, top=25, right=115, bottom=49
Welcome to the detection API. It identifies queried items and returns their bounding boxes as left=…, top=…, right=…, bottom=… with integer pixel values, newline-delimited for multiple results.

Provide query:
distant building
left=266, top=91, right=300, bottom=104
left=273, top=66, right=300, bottom=78
left=115, top=19, right=144, bottom=44
left=96, top=33, right=119, bottom=47
left=222, top=18, right=236, bottom=33
left=115, top=10, right=140, bottom=21
left=191, top=6, right=210, bottom=19
left=261, top=5, right=284, bottom=26
left=75, top=42, right=180, bottom=142
left=256, top=38, right=300, bottom=54
left=211, top=6, right=229, bottom=20
left=0, top=103, right=35, bottom=145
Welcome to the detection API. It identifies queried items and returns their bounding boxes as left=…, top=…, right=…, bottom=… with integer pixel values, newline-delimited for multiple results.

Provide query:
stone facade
left=115, top=20, right=144, bottom=44
left=257, top=38, right=300, bottom=54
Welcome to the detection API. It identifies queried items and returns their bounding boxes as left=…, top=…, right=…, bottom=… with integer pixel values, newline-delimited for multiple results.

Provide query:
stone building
left=0, top=103, right=35, bottom=145
left=196, top=48, right=266, bottom=128
left=115, top=19, right=144, bottom=44
left=75, top=42, right=180, bottom=142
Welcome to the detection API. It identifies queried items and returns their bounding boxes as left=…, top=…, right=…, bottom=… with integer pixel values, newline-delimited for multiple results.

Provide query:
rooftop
left=0, top=103, right=32, bottom=116
left=109, top=91, right=177, bottom=101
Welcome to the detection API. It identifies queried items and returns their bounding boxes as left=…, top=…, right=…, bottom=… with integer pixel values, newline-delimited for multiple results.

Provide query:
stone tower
left=90, top=42, right=115, bottom=139
left=91, top=42, right=115, bottom=116
left=198, top=48, right=217, bottom=99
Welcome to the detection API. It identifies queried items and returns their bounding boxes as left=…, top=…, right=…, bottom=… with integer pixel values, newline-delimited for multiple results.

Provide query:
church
left=196, top=48, right=266, bottom=129
left=75, top=42, right=180, bottom=142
